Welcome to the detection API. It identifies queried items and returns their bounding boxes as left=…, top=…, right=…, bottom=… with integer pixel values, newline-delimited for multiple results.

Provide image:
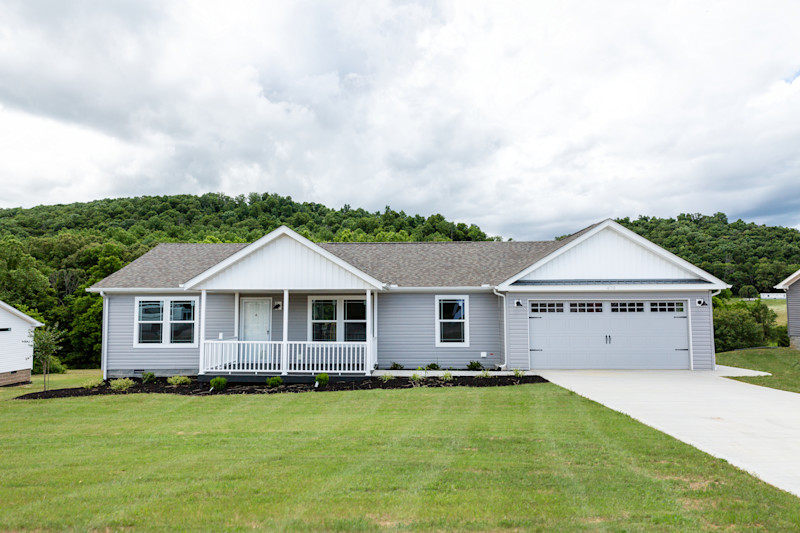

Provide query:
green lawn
left=0, top=369, right=101, bottom=402
left=1, top=385, right=798, bottom=531
left=716, top=347, right=800, bottom=393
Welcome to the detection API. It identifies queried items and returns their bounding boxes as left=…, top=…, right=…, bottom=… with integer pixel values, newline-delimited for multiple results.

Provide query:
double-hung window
left=435, top=295, right=469, bottom=347
left=308, top=297, right=367, bottom=342
left=134, top=297, right=199, bottom=347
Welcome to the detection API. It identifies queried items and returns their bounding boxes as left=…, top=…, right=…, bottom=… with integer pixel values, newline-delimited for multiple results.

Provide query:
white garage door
left=529, top=300, right=690, bottom=369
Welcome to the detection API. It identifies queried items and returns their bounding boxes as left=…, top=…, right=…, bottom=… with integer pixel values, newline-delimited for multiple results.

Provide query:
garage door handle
left=675, top=348, right=689, bottom=351
left=674, top=316, right=687, bottom=318
left=529, top=349, right=543, bottom=352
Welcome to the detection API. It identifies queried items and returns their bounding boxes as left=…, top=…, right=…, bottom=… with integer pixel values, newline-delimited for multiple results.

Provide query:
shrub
left=425, top=362, right=440, bottom=370
left=713, top=307, right=764, bottom=352
left=513, top=368, right=524, bottom=378
left=738, top=285, right=759, bottom=299
left=109, top=378, right=134, bottom=391
left=389, top=362, right=404, bottom=370
left=409, top=372, right=422, bottom=384
left=476, top=369, right=493, bottom=379
left=440, top=371, right=453, bottom=382
left=82, top=377, right=104, bottom=389
left=141, top=372, right=157, bottom=384
left=774, top=325, right=790, bottom=347
left=266, top=376, right=283, bottom=388
left=378, top=373, right=392, bottom=383
left=32, top=355, right=67, bottom=375
left=315, top=373, right=330, bottom=387
left=167, top=375, right=192, bottom=386
left=466, top=361, right=483, bottom=371
left=210, top=376, right=227, bottom=391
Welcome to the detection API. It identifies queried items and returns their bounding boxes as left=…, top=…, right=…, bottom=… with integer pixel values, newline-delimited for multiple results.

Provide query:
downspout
left=100, top=291, right=108, bottom=381
left=493, top=288, right=508, bottom=370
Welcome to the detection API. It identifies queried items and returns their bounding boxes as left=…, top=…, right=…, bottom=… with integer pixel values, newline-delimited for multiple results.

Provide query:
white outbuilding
left=0, top=300, right=43, bottom=386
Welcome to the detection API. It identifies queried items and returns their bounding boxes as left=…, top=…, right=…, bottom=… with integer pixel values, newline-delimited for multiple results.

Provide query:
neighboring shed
left=775, top=269, right=800, bottom=349
left=0, top=300, right=43, bottom=386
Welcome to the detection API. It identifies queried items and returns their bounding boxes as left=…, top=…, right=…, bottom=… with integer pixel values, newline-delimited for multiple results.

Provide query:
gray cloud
left=1, top=1, right=799, bottom=240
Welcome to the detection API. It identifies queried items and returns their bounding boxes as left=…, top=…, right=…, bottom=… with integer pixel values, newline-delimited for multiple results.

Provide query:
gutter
left=493, top=288, right=509, bottom=370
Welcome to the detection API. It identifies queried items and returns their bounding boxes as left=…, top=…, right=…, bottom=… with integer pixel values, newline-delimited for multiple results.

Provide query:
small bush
left=210, top=376, right=227, bottom=391
left=476, top=370, right=493, bottom=379
left=167, top=375, right=191, bottom=386
left=440, top=371, right=453, bottom=382
left=379, top=373, right=392, bottom=383
left=267, top=376, right=283, bottom=388
left=513, top=368, right=524, bottom=378
left=109, top=378, right=134, bottom=391
left=410, top=372, right=422, bottom=384
left=775, top=325, right=790, bottom=347
left=389, top=362, right=404, bottom=370
left=141, top=372, right=157, bottom=384
left=466, top=361, right=483, bottom=371
left=82, top=377, right=104, bottom=389
left=738, top=285, right=759, bottom=299
left=315, top=373, right=330, bottom=387
left=425, top=362, right=440, bottom=370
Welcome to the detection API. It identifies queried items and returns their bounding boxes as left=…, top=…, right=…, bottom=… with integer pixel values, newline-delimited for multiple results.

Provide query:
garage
left=528, top=300, right=690, bottom=369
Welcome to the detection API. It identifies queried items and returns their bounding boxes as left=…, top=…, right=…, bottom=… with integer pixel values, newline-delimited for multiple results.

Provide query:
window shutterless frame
left=133, top=296, right=199, bottom=348
left=434, top=295, right=470, bottom=347
left=307, top=296, right=367, bottom=342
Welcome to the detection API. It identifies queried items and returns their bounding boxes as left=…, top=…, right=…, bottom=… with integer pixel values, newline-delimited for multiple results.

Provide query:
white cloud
left=0, top=0, right=799, bottom=239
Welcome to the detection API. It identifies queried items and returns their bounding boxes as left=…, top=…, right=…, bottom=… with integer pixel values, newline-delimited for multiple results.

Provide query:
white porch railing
left=202, top=340, right=367, bottom=374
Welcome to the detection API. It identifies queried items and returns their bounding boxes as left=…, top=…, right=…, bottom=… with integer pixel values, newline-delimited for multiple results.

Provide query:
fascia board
left=86, top=288, right=196, bottom=294
left=0, top=300, right=44, bottom=327
left=775, top=268, right=800, bottom=290
left=181, top=225, right=384, bottom=290
left=502, top=283, right=728, bottom=293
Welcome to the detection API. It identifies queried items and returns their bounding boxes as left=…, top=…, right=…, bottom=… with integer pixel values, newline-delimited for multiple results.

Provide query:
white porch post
left=199, top=289, right=207, bottom=375
left=365, top=289, right=372, bottom=375
left=282, top=289, right=289, bottom=375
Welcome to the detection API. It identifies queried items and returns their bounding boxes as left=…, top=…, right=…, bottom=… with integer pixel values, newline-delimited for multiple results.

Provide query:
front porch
left=201, top=340, right=373, bottom=376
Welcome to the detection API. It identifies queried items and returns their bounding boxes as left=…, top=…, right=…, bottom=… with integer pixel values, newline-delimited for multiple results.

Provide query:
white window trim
left=133, top=296, right=199, bottom=348
left=306, top=296, right=368, bottom=343
left=435, top=294, right=470, bottom=347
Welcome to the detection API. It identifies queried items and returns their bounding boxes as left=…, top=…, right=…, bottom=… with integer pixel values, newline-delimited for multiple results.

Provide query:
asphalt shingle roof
left=90, top=223, right=600, bottom=290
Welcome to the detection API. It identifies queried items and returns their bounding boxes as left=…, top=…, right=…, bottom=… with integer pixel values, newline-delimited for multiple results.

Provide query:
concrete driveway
left=537, top=366, right=800, bottom=498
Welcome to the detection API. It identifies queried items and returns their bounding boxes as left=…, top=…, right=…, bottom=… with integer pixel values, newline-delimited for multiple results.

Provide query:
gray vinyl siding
left=506, top=291, right=716, bottom=370
left=106, top=295, right=200, bottom=376
left=788, top=283, right=800, bottom=338
left=205, top=293, right=235, bottom=340
left=376, top=292, right=504, bottom=369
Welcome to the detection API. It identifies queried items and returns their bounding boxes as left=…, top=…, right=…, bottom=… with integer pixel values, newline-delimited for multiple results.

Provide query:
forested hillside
left=1, top=193, right=798, bottom=369
left=617, top=213, right=800, bottom=296
left=0, top=192, right=494, bottom=368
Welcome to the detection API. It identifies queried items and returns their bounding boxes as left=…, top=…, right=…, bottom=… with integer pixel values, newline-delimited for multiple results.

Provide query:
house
left=775, top=269, right=800, bottom=348
left=87, top=219, right=729, bottom=380
left=759, top=293, right=786, bottom=300
left=0, top=300, right=43, bottom=386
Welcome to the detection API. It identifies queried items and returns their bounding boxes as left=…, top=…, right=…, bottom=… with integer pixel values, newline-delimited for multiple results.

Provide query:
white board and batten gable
left=498, top=220, right=729, bottom=292
left=182, top=226, right=383, bottom=292
left=0, top=300, right=43, bottom=374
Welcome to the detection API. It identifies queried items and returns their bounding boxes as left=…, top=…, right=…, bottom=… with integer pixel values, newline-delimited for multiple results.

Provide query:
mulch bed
left=15, top=375, right=548, bottom=400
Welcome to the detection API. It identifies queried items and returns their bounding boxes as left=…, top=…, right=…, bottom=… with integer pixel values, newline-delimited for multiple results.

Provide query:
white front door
left=240, top=298, right=272, bottom=341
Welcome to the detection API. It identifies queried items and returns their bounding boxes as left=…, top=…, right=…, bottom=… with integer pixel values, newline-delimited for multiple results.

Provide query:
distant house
left=0, top=300, right=43, bottom=386
left=759, top=293, right=786, bottom=300
left=88, top=220, right=729, bottom=380
left=775, top=269, right=800, bottom=349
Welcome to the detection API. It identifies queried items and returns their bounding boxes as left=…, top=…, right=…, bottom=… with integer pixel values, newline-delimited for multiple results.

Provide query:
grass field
left=0, top=369, right=101, bottom=402
left=717, top=347, right=800, bottom=393
left=1, top=380, right=799, bottom=531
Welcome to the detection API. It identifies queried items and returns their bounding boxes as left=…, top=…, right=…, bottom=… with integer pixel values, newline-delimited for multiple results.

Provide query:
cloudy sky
left=1, top=1, right=799, bottom=240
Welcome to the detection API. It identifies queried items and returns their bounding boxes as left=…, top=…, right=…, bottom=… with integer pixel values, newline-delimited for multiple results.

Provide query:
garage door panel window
left=611, top=302, right=644, bottom=313
left=531, top=302, right=564, bottom=313
left=651, top=302, right=684, bottom=313
left=570, top=302, right=603, bottom=313
left=436, top=295, right=469, bottom=347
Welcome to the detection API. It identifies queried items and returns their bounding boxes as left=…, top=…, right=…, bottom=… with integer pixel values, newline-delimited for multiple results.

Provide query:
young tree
left=28, top=324, right=65, bottom=392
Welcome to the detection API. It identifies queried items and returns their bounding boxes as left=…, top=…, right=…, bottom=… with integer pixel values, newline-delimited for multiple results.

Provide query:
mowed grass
left=2, top=385, right=799, bottom=531
left=0, top=369, right=101, bottom=402
left=717, top=347, right=800, bottom=393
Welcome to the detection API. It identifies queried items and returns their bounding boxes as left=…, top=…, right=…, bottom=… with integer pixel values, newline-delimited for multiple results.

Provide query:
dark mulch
left=15, top=375, right=548, bottom=400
